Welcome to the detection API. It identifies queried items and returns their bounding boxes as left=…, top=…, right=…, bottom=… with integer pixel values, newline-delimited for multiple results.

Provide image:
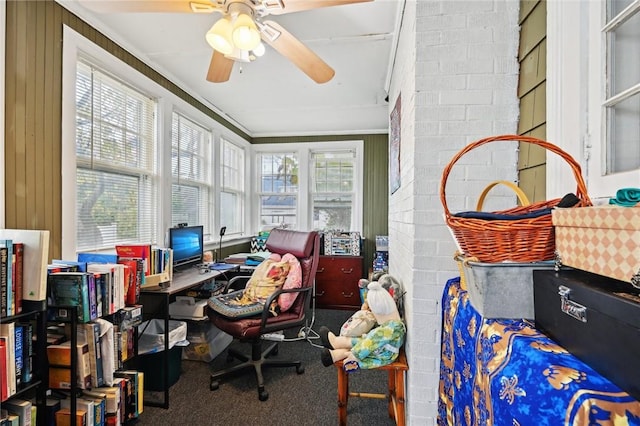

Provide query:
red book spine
left=0, top=336, right=8, bottom=401
left=13, top=243, right=23, bottom=314
left=115, top=245, right=150, bottom=275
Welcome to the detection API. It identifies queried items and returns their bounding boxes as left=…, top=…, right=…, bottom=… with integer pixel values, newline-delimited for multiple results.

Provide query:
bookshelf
left=0, top=300, right=47, bottom=426
left=0, top=229, right=50, bottom=426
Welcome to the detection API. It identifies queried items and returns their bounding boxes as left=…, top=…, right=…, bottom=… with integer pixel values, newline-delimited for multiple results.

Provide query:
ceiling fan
left=77, top=0, right=373, bottom=83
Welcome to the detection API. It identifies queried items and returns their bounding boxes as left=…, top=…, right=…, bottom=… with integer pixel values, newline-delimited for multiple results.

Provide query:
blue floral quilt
left=438, top=277, right=640, bottom=426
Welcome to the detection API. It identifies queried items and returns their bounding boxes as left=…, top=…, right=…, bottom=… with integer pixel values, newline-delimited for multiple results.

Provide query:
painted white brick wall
left=387, top=1, right=520, bottom=424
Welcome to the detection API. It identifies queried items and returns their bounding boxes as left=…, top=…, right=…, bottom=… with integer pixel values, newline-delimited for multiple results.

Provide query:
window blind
left=75, top=60, right=158, bottom=251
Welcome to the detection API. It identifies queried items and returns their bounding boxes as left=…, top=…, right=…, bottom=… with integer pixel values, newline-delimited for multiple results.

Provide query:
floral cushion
left=278, top=253, right=302, bottom=312
left=207, top=255, right=290, bottom=318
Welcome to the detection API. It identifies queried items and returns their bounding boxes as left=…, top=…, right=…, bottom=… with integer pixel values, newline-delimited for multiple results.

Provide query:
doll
left=319, top=281, right=406, bottom=372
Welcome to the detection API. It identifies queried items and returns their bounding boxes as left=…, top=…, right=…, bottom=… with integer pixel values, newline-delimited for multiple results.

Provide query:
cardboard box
left=553, top=206, right=640, bottom=286
left=169, top=297, right=208, bottom=320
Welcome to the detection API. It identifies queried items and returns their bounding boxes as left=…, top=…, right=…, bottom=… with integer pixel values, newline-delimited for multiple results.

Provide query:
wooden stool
left=334, top=349, right=408, bottom=426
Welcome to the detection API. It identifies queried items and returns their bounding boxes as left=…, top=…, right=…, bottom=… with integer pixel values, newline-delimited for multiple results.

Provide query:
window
left=171, top=112, right=212, bottom=237
left=220, top=138, right=245, bottom=235
left=547, top=1, right=640, bottom=201
left=257, top=152, right=299, bottom=229
left=310, top=150, right=356, bottom=231
left=603, top=0, right=640, bottom=174
left=75, top=60, right=158, bottom=251
left=254, top=141, right=363, bottom=232
left=62, top=27, right=252, bottom=258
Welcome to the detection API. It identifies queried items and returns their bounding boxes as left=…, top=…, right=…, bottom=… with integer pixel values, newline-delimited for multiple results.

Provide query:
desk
left=438, top=277, right=640, bottom=425
left=138, top=267, right=223, bottom=408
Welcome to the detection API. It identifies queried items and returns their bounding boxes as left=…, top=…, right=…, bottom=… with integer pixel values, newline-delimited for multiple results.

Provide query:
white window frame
left=170, top=111, right=213, bottom=235
left=61, top=26, right=251, bottom=258
left=251, top=141, right=364, bottom=234
left=0, top=0, right=5, bottom=227
left=547, top=0, right=640, bottom=203
left=219, top=137, right=247, bottom=237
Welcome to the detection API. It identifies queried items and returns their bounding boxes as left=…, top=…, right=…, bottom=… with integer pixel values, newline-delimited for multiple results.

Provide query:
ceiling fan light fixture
left=252, top=42, right=266, bottom=57
left=232, top=13, right=261, bottom=51
left=206, top=17, right=234, bottom=55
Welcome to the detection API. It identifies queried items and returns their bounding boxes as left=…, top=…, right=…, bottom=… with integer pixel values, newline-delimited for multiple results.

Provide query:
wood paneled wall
left=5, top=0, right=389, bottom=267
left=517, top=0, right=547, bottom=202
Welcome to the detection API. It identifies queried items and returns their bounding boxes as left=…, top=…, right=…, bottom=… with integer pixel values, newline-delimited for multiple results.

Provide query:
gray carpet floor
left=135, top=308, right=397, bottom=425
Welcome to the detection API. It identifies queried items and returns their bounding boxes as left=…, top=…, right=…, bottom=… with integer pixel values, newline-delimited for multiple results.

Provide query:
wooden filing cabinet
left=315, top=255, right=363, bottom=310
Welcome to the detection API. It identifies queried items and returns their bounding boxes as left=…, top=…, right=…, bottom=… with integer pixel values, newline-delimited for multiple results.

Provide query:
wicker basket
left=440, top=135, right=591, bottom=263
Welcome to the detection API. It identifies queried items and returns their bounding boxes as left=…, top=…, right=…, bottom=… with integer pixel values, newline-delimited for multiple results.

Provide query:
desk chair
left=207, top=228, right=320, bottom=401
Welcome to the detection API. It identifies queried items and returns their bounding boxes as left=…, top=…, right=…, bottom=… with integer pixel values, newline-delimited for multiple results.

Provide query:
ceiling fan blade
left=263, top=0, right=372, bottom=15
left=76, top=0, right=217, bottom=13
left=260, top=20, right=335, bottom=84
left=207, top=50, right=234, bottom=83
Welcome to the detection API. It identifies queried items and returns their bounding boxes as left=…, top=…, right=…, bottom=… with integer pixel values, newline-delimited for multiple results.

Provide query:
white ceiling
left=57, top=0, right=402, bottom=137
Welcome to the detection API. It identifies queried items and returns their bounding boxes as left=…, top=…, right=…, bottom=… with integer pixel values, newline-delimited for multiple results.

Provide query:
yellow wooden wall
left=4, top=0, right=389, bottom=266
left=517, top=0, right=547, bottom=202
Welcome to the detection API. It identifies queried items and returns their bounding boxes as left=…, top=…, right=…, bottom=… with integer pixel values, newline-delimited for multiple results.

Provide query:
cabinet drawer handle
left=317, top=268, right=325, bottom=273
left=316, top=290, right=325, bottom=297
left=342, top=292, right=354, bottom=298
left=340, top=268, right=354, bottom=274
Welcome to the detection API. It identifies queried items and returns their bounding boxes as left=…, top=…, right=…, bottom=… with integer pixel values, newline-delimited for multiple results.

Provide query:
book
left=92, top=386, right=120, bottom=425
left=60, top=397, right=94, bottom=426
left=86, top=274, right=98, bottom=321
left=114, top=370, right=141, bottom=420
left=13, top=324, right=23, bottom=387
left=87, top=264, right=125, bottom=315
left=12, top=243, right=23, bottom=315
left=0, top=243, right=10, bottom=317
left=47, top=341, right=92, bottom=389
left=18, top=322, right=33, bottom=385
left=51, top=259, right=88, bottom=273
left=55, top=407, right=87, bottom=426
left=3, top=398, right=32, bottom=426
left=47, top=272, right=93, bottom=323
left=6, top=413, right=19, bottom=426
left=116, top=258, right=142, bottom=306
left=79, top=322, right=104, bottom=388
left=76, top=252, right=118, bottom=265
left=0, top=230, right=50, bottom=302
left=115, top=244, right=151, bottom=275
left=0, top=240, right=14, bottom=316
left=137, top=372, right=144, bottom=415
left=0, top=336, right=8, bottom=401
left=0, top=322, right=16, bottom=396
left=80, top=392, right=105, bottom=426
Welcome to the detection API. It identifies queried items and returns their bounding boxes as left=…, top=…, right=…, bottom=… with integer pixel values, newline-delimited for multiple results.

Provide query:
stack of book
left=0, top=229, right=50, bottom=316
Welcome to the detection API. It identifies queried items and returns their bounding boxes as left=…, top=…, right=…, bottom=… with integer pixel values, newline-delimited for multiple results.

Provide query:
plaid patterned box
left=552, top=206, right=640, bottom=287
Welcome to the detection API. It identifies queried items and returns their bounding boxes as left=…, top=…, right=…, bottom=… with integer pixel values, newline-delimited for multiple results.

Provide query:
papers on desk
left=209, top=263, right=238, bottom=271
left=224, top=251, right=270, bottom=266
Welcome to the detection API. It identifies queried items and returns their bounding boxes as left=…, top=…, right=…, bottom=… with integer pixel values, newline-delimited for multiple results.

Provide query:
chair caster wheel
left=258, top=388, right=269, bottom=401
left=296, top=365, right=305, bottom=374
left=210, top=380, right=219, bottom=391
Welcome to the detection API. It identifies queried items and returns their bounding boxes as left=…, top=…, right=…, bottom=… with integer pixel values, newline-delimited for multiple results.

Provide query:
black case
left=533, top=269, right=640, bottom=401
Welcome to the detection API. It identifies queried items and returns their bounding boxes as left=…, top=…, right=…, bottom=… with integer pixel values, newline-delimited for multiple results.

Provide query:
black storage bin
left=533, top=268, right=640, bottom=400
left=138, top=345, right=183, bottom=391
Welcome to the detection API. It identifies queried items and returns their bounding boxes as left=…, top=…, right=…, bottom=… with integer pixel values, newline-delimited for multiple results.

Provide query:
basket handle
left=440, top=134, right=592, bottom=217
left=475, top=180, right=531, bottom=211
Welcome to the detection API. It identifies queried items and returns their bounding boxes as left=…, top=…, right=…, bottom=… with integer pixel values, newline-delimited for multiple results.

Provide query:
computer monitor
left=168, top=225, right=204, bottom=270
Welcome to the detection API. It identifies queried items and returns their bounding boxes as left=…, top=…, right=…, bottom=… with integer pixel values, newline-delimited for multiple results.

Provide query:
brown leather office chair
left=207, top=228, right=320, bottom=401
